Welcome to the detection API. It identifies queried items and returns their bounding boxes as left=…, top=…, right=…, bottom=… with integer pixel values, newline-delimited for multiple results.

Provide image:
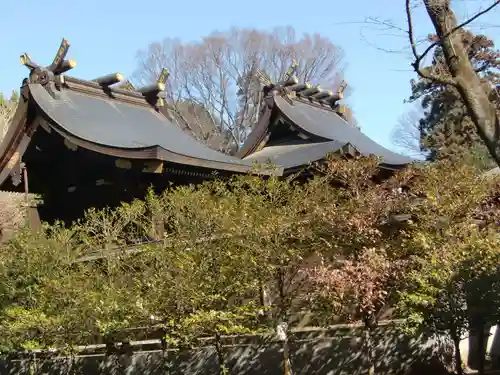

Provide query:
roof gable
left=238, top=79, right=413, bottom=168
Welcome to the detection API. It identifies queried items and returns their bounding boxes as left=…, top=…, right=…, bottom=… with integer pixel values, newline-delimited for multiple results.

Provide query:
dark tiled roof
left=275, top=96, right=414, bottom=166
left=164, top=105, right=233, bottom=153
left=29, top=84, right=255, bottom=170
left=244, top=141, right=346, bottom=169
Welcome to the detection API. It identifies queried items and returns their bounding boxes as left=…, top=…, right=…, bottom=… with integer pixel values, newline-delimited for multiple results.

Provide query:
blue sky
left=1, top=0, right=498, bottom=152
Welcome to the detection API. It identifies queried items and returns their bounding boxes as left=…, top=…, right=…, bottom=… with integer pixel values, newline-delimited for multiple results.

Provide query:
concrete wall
left=0, top=323, right=452, bottom=375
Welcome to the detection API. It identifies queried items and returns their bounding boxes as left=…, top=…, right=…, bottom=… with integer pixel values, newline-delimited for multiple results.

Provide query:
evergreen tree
left=0, top=91, right=19, bottom=140
left=9, top=90, right=19, bottom=105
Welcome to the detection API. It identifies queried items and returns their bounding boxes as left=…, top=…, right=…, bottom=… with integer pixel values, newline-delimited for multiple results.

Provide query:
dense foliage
left=0, top=157, right=499, bottom=374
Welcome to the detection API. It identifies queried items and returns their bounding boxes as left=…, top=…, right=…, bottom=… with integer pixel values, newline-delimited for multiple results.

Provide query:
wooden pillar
left=22, top=165, right=41, bottom=231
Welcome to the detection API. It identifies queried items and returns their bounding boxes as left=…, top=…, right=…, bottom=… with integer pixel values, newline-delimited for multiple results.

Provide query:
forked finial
left=20, top=53, right=39, bottom=70
left=135, top=68, right=169, bottom=108
left=48, top=38, right=70, bottom=72
left=136, top=68, right=168, bottom=95
left=155, top=68, right=169, bottom=107
left=337, top=80, right=347, bottom=95
left=157, top=68, right=169, bottom=86
left=281, top=59, right=298, bottom=83
left=20, top=38, right=76, bottom=76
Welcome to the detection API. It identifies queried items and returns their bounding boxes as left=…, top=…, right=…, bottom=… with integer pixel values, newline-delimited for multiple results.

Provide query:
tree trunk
left=259, top=280, right=270, bottom=323
left=423, top=0, right=500, bottom=166
left=363, top=313, right=378, bottom=375
left=468, top=320, right=488, bottom=375
left=215, top=332, right=228, bottom=375
left=477, top=324, right=486, bottom=375
left=161, top=336, right=171, bottom=375
left=276, top=268, right=293, bottom=375
left=364, top=328, right=375, bottom=375
left=452, top=333, right=463, bottom=375
left=277, top=267, right=286, bottom=319
left=28, top=352, right=37, bottom=375
left=283, top=337, right=292, bottom=375
left=277, top=321, right=292, bottom=375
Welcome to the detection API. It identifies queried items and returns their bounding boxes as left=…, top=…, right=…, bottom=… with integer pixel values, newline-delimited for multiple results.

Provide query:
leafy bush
left=0, top=157, right=499, bottom=375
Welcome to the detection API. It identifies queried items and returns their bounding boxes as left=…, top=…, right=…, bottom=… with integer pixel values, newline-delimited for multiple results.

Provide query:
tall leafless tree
left=132, top=26, right=347, bottom=149
left=390, top=106, right=426, bottom=157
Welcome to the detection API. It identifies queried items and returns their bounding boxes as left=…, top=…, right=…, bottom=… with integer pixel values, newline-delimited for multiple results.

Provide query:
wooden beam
left=142, top=160, right=163, bottom=174
left=93, top=73, right=124, bottom=86
left=115, top=159, right=132, bottom=169
left=64, top=138, right=78, bottom=151
left=136, top=82, right=165, bottom=95
left=54, top=59, right=77, bottom=75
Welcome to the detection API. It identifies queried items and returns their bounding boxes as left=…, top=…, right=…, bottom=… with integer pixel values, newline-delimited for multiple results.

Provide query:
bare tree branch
left=413, top=0, right=500, bottom=72
left=132, top=27, right=347, bottom=149
left=417, top=0, right=500, bottom=166
left=406, top=0, right=459, bottom=85
left=391, top=107, right=426, bottom=157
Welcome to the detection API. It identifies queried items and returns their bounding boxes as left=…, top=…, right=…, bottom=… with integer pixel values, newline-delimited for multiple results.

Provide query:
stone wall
left=0, top=322, right=453, bottom=375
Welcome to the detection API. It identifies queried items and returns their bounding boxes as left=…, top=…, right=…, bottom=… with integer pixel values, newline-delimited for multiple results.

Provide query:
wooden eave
left=235, top=96, right=277, bottom=159
left=0, top=87, right=37, bottom=187
left=0, top=82, right=281, bottom=183
left=43, top=118, right=256, bottom=174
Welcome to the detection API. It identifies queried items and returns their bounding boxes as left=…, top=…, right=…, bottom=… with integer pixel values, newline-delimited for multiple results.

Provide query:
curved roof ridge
left=28, top=83, right=281, bottom=174
left=274, top=96, right=413, bottom=166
